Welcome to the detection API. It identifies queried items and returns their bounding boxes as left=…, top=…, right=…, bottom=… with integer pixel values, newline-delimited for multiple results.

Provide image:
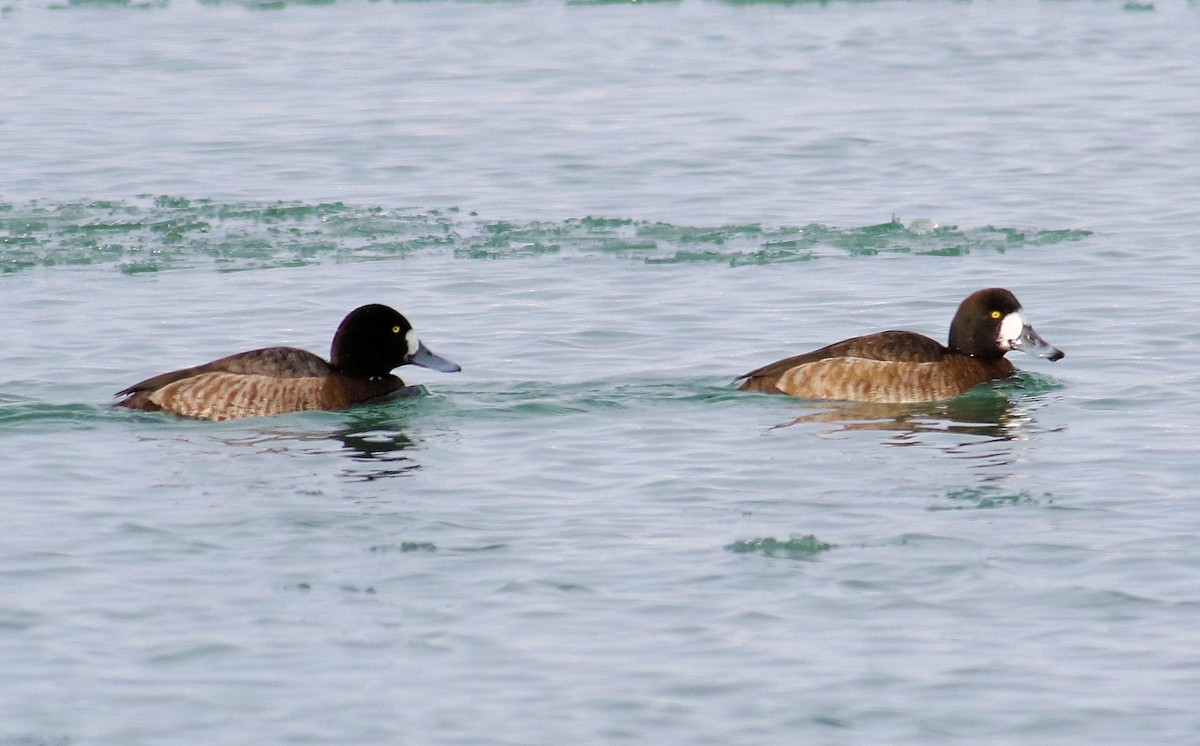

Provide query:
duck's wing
left=116, top=347, right=332, bottom=398
left=736, top=331, right=947, bottom=390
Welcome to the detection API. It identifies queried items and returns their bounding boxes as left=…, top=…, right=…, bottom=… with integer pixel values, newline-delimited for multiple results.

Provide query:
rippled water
left=4, top=2, right=1200, bottom=744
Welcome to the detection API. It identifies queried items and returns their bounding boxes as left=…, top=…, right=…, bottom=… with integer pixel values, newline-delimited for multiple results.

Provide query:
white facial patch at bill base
left=405, top=329, right=420, bottom=355
left=999, top=312, right=1025, bottom=349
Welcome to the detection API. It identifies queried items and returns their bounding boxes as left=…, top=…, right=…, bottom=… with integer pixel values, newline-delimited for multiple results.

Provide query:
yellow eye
left=990, top=310, right=1002, bottom=319
left=392, top=325, right=401, bottom=333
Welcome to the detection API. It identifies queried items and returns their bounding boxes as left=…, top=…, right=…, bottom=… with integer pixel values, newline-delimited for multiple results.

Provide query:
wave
left=0, top=196, right=1091, bottom=274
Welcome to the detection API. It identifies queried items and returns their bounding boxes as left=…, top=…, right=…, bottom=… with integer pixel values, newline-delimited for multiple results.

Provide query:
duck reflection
left=330, top=424, right=421, bottom=482
left=770, top=389, right=1047, bottom=450
left=214, top=409, right=423, bottom=482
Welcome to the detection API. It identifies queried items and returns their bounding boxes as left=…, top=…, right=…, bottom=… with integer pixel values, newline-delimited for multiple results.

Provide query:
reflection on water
left=774, top=391, right=1024, bottom=438
left=331, top=426, right=421, bottom=482
left=215, top=411, right=422, bottom=482
left=768, top=389, right=1061, bottom=465
left=767, top=390, right=1067, bottom=504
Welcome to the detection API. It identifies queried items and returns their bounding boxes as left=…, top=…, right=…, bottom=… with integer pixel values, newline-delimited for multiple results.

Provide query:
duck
left=115, top=304, right=460, bottom=421
left=736, top=288, right=1063, bottom=403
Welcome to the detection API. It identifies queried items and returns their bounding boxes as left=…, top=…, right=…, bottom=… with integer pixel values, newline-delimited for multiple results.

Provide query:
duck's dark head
left=948, top=288, right=1064, bottom=361
left=331, top=304, right=461, bottom=378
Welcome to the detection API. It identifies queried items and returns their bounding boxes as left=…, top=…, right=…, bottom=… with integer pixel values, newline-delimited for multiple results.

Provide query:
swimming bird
left=736, top=288, right=1063, bottom=403
left=116, top=304, right=460, bottom=421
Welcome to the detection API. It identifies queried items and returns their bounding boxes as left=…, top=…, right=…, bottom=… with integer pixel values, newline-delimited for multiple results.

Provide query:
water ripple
left=0, top=197, right=1091, bottom=274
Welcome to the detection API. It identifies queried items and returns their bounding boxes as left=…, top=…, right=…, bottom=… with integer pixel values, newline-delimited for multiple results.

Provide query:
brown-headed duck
left=736, top=288, right=1063, bottom=403
left=116, top=304, right=459, bottom=421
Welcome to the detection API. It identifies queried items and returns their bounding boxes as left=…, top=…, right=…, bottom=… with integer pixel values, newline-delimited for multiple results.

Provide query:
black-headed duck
left=116, top=304, right=459, bottom=421
left=737, top=288, right=1063, bottom=403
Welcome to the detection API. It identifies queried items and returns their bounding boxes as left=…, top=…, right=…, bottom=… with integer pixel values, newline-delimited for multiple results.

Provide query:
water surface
left=3, top=2, right=1200, bottom=744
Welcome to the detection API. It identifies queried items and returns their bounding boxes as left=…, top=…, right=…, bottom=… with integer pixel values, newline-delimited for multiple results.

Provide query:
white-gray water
left=3, top=2, right=1199, bottom=743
